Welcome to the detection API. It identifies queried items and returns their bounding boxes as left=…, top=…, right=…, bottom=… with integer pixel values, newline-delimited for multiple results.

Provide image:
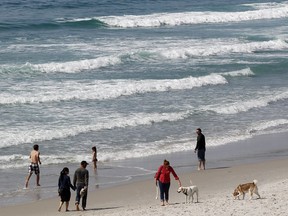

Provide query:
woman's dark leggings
left=158, top=181, right=170, bottom=201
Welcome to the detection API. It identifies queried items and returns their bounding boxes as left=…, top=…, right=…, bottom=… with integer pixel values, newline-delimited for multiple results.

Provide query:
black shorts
left=197, top=149, right=205, bottom=161
left=28, top=163, right=40, bottom=175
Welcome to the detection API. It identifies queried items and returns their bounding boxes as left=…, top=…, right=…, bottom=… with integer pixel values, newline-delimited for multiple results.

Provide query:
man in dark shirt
left=194, top=128, right=206, bottom=170
left=73, top=161, right=89, bottom=211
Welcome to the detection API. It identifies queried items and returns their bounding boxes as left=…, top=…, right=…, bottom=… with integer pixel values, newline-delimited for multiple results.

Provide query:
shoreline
left=2, top=157, right=288, bottom=215
left=1, top=131, right=288, bottom=213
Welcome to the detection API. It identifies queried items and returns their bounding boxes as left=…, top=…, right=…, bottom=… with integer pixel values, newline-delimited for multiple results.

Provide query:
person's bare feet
left=76, top=204, right=80, bottom=211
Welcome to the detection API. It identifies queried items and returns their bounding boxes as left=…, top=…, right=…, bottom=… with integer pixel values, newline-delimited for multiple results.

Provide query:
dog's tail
left=190, top=180, right=193, bottom=185
left=253, top=179, right=258, bottom=185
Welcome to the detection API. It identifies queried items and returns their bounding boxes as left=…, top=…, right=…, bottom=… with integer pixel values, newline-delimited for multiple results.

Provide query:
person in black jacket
left=58, top=167, right=75, bottom=212
left=194, top=128, right=206, bottom=170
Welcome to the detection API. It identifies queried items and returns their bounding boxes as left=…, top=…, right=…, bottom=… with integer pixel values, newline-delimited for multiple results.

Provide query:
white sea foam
left=1, top=118, right=288, bottom=169
left=31, top=56, right=121, bottom=73
left=159, top=39, right=288, bottom=59
left=0, top=111, right=190, bottom=149
left=217, top=68, right=254, bottom=77
left=87, top=3, right=288, bottom=28
left=204, top=89, right=288, bottom=114
left=0, top=74, right=227, bottom=105
left=248, top=119, right=288, bottom=134
left=2, top=39, right=286, bottom=75
left=243, top=2, right=286, bottom=10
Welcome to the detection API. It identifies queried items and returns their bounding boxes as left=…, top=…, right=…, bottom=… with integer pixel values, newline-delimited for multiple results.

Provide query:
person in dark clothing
left=73, top=161, right=89, bottom=211
left=194, top=128, right=206, bottom=170
left=58, top=167, right=75, bottom=212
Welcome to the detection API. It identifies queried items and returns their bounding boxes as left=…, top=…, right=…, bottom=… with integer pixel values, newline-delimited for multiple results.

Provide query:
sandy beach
left=2, top=157, right=288, bottom=216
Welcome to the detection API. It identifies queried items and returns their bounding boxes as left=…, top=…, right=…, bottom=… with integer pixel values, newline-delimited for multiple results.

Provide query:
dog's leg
left=249, top=190, right=253, bottom=200
left=254, top=188, right=261, bottom=199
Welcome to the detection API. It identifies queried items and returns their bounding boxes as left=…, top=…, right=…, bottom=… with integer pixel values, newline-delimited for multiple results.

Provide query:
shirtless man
left=25, top=144, right=41, bottom=188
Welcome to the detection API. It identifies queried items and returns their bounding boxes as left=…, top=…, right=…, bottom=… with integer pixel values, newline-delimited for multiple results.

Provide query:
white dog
left=177, top=185, right=199, bottom=203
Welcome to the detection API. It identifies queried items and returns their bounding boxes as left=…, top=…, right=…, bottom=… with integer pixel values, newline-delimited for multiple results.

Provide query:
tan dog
left=233, top=180, right=260, bottom=200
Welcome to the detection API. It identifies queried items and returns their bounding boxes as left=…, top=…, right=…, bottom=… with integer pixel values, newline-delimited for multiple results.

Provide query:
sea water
left=1, top=0, right=288, bottom=206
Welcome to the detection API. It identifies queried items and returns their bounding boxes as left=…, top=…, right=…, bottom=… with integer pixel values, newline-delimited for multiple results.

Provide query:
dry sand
left=2, top=157, right=288, bottom=216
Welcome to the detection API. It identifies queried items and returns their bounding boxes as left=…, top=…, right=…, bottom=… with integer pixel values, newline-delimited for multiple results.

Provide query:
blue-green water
left=1, top=0, right=288, bottom=206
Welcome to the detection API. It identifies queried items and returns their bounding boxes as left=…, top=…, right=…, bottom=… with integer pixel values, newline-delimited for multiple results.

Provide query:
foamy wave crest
left=205, top=89, right=288, bottom=114
left=159, top=39, right=288, bottom=58
left=217, top=68, right=254, bottom=77
left=248, top=119, right=288, bottom=134
left=100, top=137, right=193, bottom=162
left=0, top=74, right=227, bottom=105
left=30, top=56, right=121, bottom=73
left=95, top=4, right=288, bottom=28
left=243, top=2, right=286, bottom=10
left=0, top=111, right=189, bottom=149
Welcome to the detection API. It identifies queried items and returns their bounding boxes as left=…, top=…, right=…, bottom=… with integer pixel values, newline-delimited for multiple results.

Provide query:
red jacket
left=154, top=165, right=179, bottom=183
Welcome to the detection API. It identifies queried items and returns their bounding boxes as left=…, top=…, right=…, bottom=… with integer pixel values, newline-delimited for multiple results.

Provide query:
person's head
left=163, top=159, right=170, bottom=167
left=92, top=146, right=96, bottom=152
left=81, top=160, right=89, bottom=168
left=60, top=167, right=69, bottom=177
left=33, top=144, right=39, bottom=151
left=196, top=128, right=202, bottom=135
left=62, top=167, right=69, bottom=174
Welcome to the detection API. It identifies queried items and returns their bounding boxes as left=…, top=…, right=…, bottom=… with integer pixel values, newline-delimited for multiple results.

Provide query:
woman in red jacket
left=155, top=159, right=181, bottom=206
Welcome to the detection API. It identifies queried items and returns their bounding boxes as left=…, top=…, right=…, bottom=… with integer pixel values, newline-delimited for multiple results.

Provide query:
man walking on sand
left=73, top=161, right=89, bottom=211
left=25, top=144, right=41, bottom=188
left=194, top=128, right=206, bottom=170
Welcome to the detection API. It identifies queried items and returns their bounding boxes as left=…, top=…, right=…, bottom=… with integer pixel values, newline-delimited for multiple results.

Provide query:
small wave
left=0, top=111, right=190, bottom=149
left=248, top=119, right=288, bottom=134
left=204, top=89, right=288, bottom=114
left=94, top=4, right=288, bottom=28
left=159, top=39, right=288, bottom=59
left=217, top=68, right=254, bottom=77
left=55, top=18, right=107, bottom=28
left=0, top=56, right=122, bottom=75
left=1, top=118, right=288, bottom=169
left=32, top=56, right=122, bottom=73
left=1, top=39, right=286, bottom=75
left=0, top=74, right=227, bottom=105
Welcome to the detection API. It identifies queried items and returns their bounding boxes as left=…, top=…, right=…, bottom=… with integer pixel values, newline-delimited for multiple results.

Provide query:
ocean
left=1, top=0, right=288, bottom=207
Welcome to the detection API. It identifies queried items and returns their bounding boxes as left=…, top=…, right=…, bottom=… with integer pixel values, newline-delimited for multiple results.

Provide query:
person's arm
left=195, top=136, right=200, bottom=152
left=58, top=176, right=61, bottom=188
left=84, top=170, right=89, bottom=188
left=73, top=171, right=77, bottom=187
left=38, top=152, right=41, bottom=165
left=170, top=167, right=181, bottom=186
left=68, top=177, right=75, bottom=190
left=154, top=166, right=162, bottom=185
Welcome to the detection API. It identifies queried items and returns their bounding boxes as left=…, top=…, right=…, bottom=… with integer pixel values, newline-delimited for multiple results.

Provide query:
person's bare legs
left=58, top=201, right=64, bottom=211
left=198, top=161, right=201, bottom=170
left=202, top=160, right=206, bottom=170
left=25, top=173, right=32, bottom=188
left=65, top=202, right=69, bottom=211
left=36, top=174, right=40, bottom=186
left=75, top=203, right=80, bottom=211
